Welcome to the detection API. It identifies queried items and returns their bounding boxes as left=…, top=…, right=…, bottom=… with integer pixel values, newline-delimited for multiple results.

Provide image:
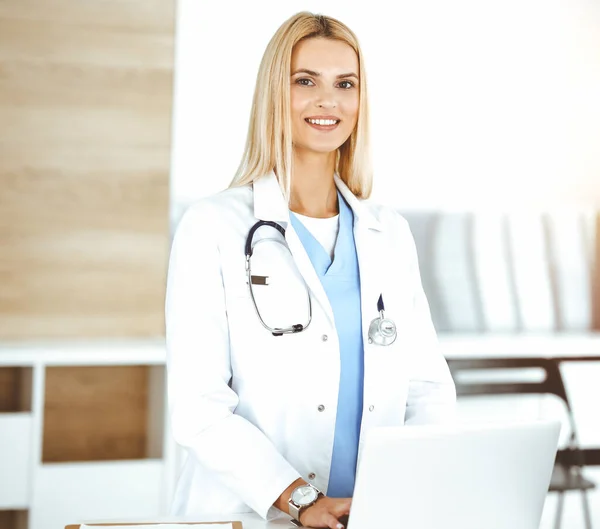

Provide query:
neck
left=289, top=149, right=338, bottom=218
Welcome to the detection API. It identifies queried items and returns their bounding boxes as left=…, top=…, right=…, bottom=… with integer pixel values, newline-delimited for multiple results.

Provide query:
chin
left=309, top=144, right=342, bottom=154
left=298, top=138, right=347, bottom=155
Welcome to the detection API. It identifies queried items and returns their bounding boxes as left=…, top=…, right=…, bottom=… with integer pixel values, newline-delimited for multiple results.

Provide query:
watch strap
left=288, top=501, right=301, bottom=521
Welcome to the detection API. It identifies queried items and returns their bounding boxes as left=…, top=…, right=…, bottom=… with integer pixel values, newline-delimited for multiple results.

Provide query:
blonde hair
left=229, top=11, right=372, bottom=200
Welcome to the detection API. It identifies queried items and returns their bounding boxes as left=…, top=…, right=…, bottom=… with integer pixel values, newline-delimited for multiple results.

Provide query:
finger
left=324, top=513, right=345, bottom=529
left=336, top=514, right=350, bottom=528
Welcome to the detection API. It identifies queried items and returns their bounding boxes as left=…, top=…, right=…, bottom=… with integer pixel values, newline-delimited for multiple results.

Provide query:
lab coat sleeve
left=398, top=216, right=457, bottom=425
left=165, top=203, right=301, bottom=519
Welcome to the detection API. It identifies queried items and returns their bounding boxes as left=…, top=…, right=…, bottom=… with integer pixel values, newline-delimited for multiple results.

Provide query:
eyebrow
left=291, top=68, right=358, bottom=79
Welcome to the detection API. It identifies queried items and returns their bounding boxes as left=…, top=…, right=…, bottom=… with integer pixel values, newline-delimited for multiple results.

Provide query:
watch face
left=291, top=485, right=318, bottom=506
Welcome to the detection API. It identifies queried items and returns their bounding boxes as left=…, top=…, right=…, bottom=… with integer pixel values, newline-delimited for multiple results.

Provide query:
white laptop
left=347, top=420, right=560, bottom=529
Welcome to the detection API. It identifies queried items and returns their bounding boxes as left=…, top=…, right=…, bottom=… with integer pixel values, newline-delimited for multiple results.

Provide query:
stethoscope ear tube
left=271, top=323, right=304, bottom=337
left=245, top=220, right=286, bottom=258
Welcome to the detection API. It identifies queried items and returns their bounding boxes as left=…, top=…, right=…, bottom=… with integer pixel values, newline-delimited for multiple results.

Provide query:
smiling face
left=290, top=37, right=360, bottom=156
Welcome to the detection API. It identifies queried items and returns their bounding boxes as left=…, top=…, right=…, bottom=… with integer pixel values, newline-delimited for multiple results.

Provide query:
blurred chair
left=448, top=357, right=595, bottom=529
left=400, top=210, right=598, bottom=334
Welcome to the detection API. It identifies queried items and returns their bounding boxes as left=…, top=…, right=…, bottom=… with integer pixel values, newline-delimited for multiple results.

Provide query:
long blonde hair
left=229, top=11, right=372, bottom=201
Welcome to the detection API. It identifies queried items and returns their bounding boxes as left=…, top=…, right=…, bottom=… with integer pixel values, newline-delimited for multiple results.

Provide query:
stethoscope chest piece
left=368, top=294, right=397, bottom=346
left=368, top=314, right=397, bottom=346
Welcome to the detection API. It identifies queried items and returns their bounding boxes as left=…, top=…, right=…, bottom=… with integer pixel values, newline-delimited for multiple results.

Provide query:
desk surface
left=438, top=333, right=600, bottom=359
left=68, top=513, right=293, bottom=529
left=3, top=333, right=600, bottom=367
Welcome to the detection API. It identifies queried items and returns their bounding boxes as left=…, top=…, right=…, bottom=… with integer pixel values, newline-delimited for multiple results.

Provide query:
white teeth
left=307, top=118, right=338, bottom=126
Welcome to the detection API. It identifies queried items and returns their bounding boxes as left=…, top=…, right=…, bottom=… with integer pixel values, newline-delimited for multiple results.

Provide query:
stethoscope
left=245, top=220, right=397, bottom=346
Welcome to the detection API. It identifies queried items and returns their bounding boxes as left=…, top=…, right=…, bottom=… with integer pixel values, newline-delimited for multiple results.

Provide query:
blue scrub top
left=290, top=192, right=364, bottom=498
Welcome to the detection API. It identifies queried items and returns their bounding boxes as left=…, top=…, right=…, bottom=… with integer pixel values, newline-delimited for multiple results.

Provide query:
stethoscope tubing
left=244, top=220, right=396, bottom=344
left=245, top=227, right=312, bottom=336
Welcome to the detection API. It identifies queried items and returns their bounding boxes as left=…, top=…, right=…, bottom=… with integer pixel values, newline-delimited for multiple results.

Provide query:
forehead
left=291, top=37, right=358, bottom=74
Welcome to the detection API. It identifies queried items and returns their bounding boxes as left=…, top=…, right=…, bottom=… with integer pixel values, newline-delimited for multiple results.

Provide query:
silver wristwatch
left=288, top=483, right=323, bottom=524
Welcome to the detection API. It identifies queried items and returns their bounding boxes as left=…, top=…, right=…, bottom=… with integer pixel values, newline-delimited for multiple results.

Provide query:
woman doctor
left=165, top=11, right=456, bottom=529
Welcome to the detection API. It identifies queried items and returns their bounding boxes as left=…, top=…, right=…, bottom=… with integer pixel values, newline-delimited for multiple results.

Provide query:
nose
left=315, top=85, right=337, bottom=109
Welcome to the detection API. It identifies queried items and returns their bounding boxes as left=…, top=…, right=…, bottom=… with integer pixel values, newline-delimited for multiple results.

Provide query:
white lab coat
left=165, top=172, right=456, bottom=520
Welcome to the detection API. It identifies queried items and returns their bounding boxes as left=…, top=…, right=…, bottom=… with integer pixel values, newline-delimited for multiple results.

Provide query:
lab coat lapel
left=334, top=176, right=385, bottom=344
left=252, top=173, right=336, bottom=327
left=285, top=225, right=336, bottom=327
left=353, top=216, right=384, bottom=345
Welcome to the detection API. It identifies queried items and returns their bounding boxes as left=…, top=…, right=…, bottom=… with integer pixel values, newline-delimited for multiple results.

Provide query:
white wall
left=170, top=0, right=600, bottom=211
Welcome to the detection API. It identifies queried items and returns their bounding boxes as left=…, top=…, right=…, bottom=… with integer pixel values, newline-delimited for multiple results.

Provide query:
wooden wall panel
left=0, top=368, right=20, bottom=412
left=0, top=367, right=30, bottom=412
left=0, top=512, right=10, bottom=529
left=0, top=0, right=174, bottom=339
left=0, top=510, right=27, bottom=529
left=43, top=366, right=149, bottom=462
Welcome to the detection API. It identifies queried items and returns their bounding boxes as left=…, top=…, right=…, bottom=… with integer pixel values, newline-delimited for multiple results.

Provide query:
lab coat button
left=308, top=472, right=316, bottom=480
left=318, top=405, right=325, bottom=412
left=369, top=405, right=375, bottom=412
left=321, top=334, right=328, bottom=342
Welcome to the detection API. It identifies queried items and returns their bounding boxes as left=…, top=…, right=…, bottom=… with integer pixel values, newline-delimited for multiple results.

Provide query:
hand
left=299, top=496, right=352, bottom=529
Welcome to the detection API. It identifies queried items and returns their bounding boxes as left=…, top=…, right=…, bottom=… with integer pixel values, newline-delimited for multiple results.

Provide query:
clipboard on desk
left=65, top=522, right=243, bottom=529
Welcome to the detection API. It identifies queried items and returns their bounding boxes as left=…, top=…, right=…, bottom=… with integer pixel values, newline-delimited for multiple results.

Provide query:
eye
left=338, top=80, right=356, bottom=89
left=296, top=78, right=314, bottom=86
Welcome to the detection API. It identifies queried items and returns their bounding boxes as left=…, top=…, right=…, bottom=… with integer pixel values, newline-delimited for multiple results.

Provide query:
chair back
left=399, top=211, right=599, bottom=334
left=448, top=356, right=579, bottom=450
left=448, top=357, right=569, bottom=405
